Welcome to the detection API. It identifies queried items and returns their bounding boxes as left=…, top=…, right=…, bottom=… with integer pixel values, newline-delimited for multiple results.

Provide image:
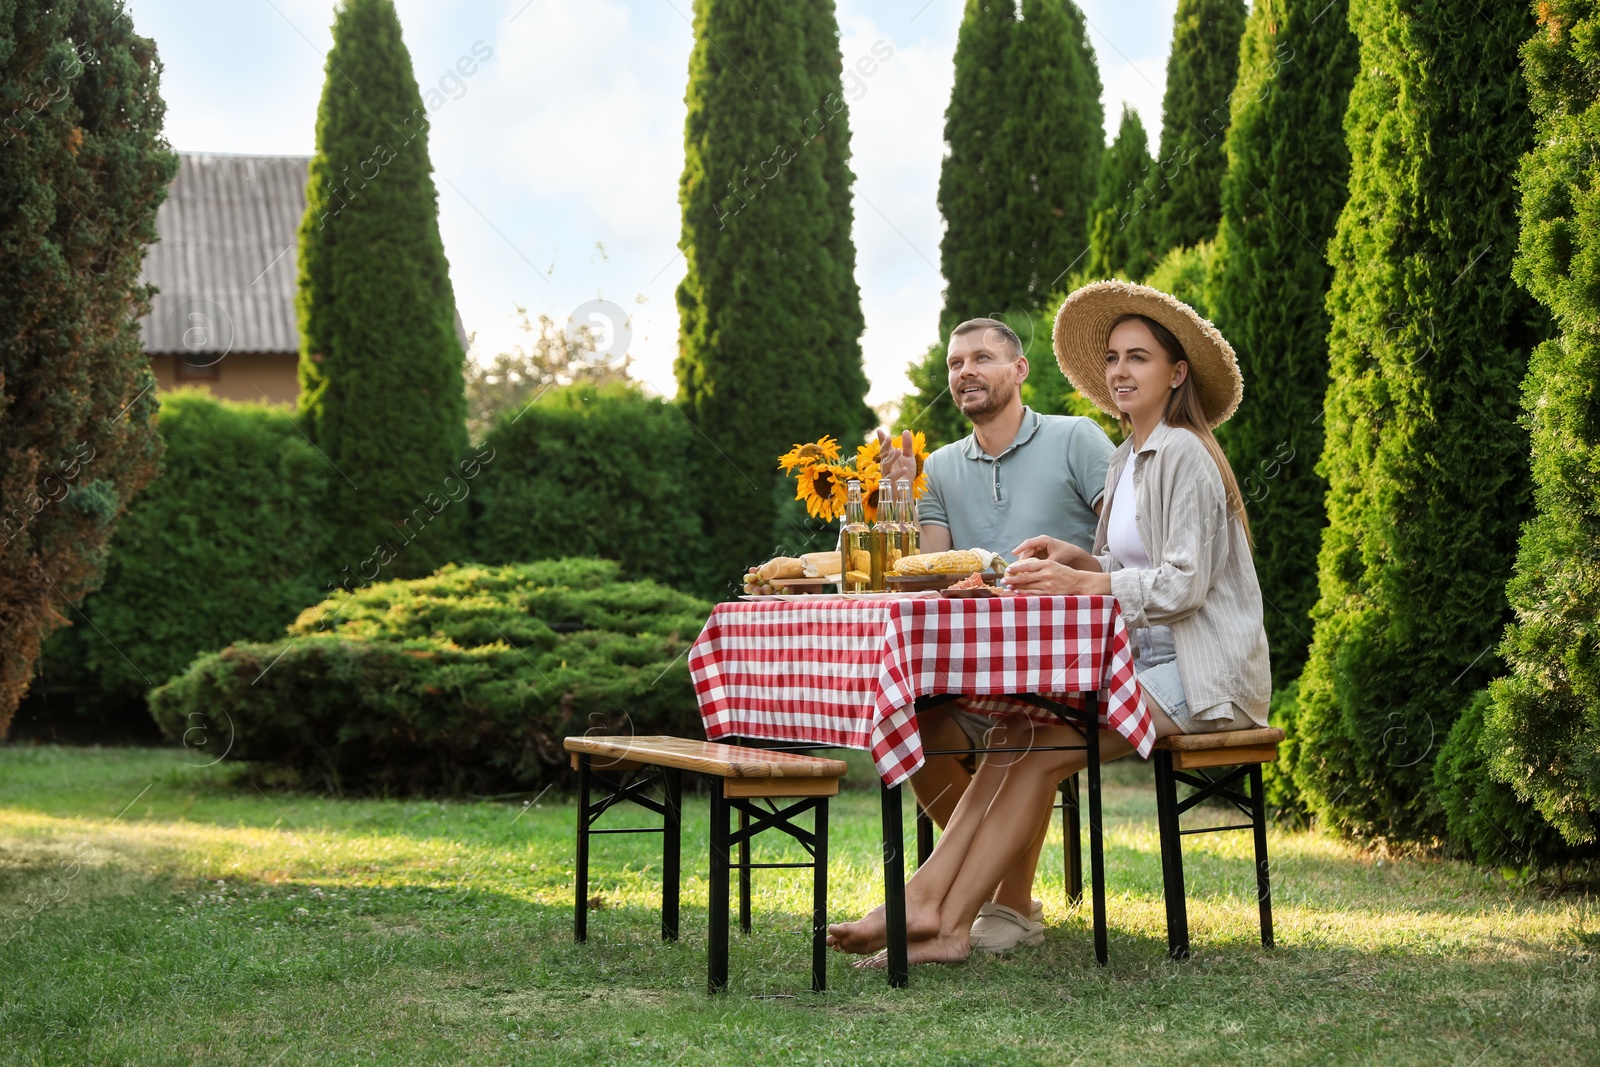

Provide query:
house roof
left=140, top=153, right=308, bottom=357
left=139, top=152, right=467, bottom=359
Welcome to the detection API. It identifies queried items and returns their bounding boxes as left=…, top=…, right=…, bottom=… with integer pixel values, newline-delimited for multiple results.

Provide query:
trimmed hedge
left=149, top=559, right=710, bottom=795
left=470, top=383, right=706, bottom=592
left=85, top=391, right=334, bottom=695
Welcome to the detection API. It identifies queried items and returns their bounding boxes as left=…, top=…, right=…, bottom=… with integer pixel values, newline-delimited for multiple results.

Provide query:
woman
left=826, top=281, right=1270, bottom=967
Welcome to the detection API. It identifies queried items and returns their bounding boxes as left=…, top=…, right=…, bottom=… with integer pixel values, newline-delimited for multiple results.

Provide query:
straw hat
left=1052, top=281, right=1243, bottom=428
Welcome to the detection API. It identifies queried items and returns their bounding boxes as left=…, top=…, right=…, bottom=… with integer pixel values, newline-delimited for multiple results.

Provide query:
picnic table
left=687, top=593, right=1151, bottom=986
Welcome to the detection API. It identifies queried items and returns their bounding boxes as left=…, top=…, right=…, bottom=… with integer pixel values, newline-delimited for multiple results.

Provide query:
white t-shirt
left=1106, top=449, right=1151, bottom=569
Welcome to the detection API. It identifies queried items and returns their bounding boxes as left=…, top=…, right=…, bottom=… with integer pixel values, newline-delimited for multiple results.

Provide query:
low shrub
left=148, top=559, right=710, bottom=795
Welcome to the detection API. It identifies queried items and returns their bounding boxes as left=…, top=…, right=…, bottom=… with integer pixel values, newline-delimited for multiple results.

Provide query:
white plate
left=739, top=594, right=845, bottom=602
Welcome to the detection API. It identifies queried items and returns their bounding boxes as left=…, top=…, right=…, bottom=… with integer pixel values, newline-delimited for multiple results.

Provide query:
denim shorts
left=1132, top=625, right=1247, bottom=734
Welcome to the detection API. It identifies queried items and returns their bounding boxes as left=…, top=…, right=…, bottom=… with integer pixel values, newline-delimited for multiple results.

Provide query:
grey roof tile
left=140, top=152, right=308, bottom=357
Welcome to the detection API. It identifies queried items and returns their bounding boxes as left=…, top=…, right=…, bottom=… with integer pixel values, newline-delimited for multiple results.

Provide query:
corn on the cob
left=892, top=549, right=987, bottom=576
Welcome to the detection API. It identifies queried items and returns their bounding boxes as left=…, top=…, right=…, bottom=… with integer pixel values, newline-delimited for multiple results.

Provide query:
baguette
left=757, top=556, right=806, bottom=581
left=800, top=551, right=841, bottom=579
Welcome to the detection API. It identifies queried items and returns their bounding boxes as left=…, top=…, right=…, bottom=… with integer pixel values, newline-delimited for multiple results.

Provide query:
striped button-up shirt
left=1091, top=421, right=1271, bottom=726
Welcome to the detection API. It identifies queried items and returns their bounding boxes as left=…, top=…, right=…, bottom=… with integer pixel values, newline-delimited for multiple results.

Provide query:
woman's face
left=1105, top=319, right=1187, bottom=422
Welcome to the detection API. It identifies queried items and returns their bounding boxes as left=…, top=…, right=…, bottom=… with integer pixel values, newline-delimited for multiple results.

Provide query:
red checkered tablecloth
left=688, top=595, right=1151, bottom=786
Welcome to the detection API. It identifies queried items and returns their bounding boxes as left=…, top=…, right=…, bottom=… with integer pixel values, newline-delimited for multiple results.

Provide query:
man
left=879, top=316, right=1114, bottom=952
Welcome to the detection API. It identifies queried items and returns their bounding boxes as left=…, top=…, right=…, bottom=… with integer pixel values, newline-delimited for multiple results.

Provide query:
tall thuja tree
left=1477, top=0, right=1600, bottom=851
left=1209, top=0, right=1357, bottom=688
left=676, top=0, right=871, bottom=578
left=1004, top=0, right=1103, bottom=303
left=1145, top=0, right=1247, bottom=258
left=1292, top=0, right=1544, bottom=841
left=1085, top=105, right=1157, bottom=280
left=0, top=0, right=178, bottom=736
left=938, top=0, right=1018, bottom=335
left=297, top=0, right=468, bottom=579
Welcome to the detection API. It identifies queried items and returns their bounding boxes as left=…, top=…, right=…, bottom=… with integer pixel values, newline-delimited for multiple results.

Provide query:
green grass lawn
left=1, top=745, right=1596, bottom=1066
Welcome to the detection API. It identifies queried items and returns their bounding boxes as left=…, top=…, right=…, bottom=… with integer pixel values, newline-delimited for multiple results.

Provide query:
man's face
left=946, top=329, right=1026, bottom=420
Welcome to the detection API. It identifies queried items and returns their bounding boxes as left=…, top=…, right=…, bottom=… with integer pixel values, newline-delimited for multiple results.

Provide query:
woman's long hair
left=1111, top=314, right=1252, bottom=548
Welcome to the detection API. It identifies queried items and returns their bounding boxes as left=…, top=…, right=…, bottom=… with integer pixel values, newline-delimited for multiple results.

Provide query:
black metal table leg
left=738, top=808, right=752, bottom=933
left=708, top=789, right=730, bottom=993
left=1062, top=772, right=1082, bottom=906
left=1251, top=764, right=1273, bottom=948
left=1084, top=693, right=1107, bottom=965
left=575, top=754, right=591, bottom=943
left=813, top=797, right=829, bottom=993
left=663, top=766, right=682, bottom=941
left=880, top=779, right=909, bottom=988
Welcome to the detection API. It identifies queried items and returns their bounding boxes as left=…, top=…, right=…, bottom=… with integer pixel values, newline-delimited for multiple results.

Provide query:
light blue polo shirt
left=918, top=407, right=1114, bottom=562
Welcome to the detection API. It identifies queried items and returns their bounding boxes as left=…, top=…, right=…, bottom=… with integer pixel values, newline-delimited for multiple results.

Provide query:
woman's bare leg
left=834, top=705, right=1186, bottom=962
left=825, top=741, right=1009, bottom=953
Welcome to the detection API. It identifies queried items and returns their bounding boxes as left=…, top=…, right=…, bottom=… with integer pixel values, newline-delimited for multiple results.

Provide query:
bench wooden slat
left=1154, top=726, right=1284, bottom=751
left=564, top=735, right=848, bottom=780
left=724, top=777, right=839, bottom=799
left=1170, top=744, right=1279, bottom=770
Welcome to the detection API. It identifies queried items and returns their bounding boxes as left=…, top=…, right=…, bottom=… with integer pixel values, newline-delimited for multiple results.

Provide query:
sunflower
left=778, top=435, right=842, bottom=474
left=795, top=462, right=851, bottom=521
left=906, top=430, right=932, bottom=499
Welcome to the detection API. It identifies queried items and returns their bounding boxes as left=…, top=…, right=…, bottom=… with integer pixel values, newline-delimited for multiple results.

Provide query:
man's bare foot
left=855, top=932, right=972, bottom=968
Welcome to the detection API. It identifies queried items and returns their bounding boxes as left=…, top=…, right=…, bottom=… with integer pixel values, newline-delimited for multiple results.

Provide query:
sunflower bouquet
left=777, top=432, right=931, bottom=523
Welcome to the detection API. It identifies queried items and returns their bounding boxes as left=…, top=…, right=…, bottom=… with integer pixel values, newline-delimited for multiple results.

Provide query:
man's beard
left=955, top=380, right=1010, bottom=421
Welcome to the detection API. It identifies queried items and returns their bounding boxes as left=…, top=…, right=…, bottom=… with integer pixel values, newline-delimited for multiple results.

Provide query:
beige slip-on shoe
left=968, top=901, right=1044, bottom=954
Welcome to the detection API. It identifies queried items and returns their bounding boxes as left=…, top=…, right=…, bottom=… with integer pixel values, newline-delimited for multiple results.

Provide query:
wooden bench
left=1151, top=726, right=1284, bottom=959
left=563, top=735, right=848, bottom=994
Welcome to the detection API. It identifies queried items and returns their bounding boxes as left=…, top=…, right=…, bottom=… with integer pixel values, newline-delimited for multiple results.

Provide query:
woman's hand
left=1012, top=535, right=1101, bottom=572
left=1003, top=558, right=1113, bottom=596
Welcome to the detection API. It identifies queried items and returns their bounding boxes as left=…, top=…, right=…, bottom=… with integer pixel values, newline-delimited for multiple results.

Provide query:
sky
left=125, top=0, right=1180, bottom=408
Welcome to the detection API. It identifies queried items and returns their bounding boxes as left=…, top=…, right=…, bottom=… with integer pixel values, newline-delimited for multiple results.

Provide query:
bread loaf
left=757, top=556, right=806, bottom=581
left=800, top=551, right=841, bottom=579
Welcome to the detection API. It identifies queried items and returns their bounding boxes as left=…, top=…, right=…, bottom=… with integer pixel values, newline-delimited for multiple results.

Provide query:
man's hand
left=874, top=428, right=916, bottom=484
left=1003, top=558, right=1112, bottom=596
left=1012, top=535, right=1100, bottom=572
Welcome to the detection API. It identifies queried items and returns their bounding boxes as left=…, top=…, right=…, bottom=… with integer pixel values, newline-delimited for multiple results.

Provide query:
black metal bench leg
left=812, top=797, right=829, bottom=993
left=914, top=803, right=934, bottom=869
left=662, top=766, right=682, bottom=941
left=575, top=755, right=591, bottom=943
left=1062, top=772, right=1082, bottom=906
left=738, top=808, right=752, bottom=933
left=1251, top=764, right=1273, bottom=948
left=880, top=779, right=909, bottom=988
left=1154, top=750, right=1190, bottom=960
left=708, top=789, right=730, bottom=994
left=1085, top=696, right=1107, bottom=966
